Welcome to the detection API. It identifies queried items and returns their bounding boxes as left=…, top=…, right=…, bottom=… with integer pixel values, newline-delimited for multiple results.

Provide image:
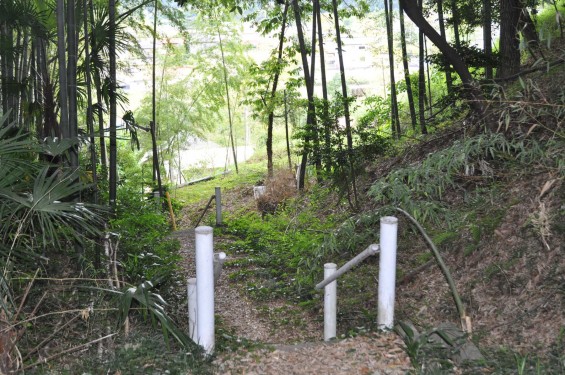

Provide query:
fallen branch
left=395, top=207, right=470, bottom=333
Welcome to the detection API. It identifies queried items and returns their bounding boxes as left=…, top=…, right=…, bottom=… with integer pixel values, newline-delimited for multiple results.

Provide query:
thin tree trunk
left=483, top=0, right=493, bottom=79
left=84, top=0, right=98, bottom=204
left=399, top=5, right=417, bottom=131
left=284, top=91, right=292, bottom=170
left=450, top=0, right=461, bottom=49
left=315, top=0, right=331, bottom=173
left=266, top=1, right=289, bottom=177
left=437, top=0, right=453, bottom=93
left=292, top=0, right=313, bottom=191
left=67, top=0, right=79, bottom=168
left=109, top=0, right=117, bottom=208
left=309, top=1, right=321, bottom=178
left=217, top=27, right=239, bottom=174
left=151, top=0, right=164, bottom=194
left=332, top=0, right=358, bottom=207
left=385, top=0, right=400, bottom=138
left=424, top=37, right=432, bottom=115
left=56, top=0, right=69, bottom=147
left=418, top=0, right=428, bottom=134
left=89, top=0, right=107, bottom=167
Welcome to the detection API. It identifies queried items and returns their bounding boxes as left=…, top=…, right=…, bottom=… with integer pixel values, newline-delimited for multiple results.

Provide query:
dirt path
left=172, top=228, right=413, bottom=374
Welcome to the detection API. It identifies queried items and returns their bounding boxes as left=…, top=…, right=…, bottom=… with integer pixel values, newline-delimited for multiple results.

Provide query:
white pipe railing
left=323, top=263, right=337, bottom=341
left=315, top=244, right=380, bottom=290
left=377, top=216, right=398, bottom=330
left=213, top=252, right=226, bottom=285
left=195, top=226, right=215, bottom=355
left=187, top=278, right=197, bottom=341
left=315, top=216, right=398, bottom=339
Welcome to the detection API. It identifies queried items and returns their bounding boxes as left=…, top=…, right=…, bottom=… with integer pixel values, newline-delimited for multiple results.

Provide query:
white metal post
left=195, top=226, right=215, bottom=354
left=324, top=263, right=337, bottom=341
left=187, top=278, right=197, bottom=342
left=377, top=216, right=398, bottom=330
left=213, top=252, right=227, bottom=285
left=215, top=187, right=222, bottom=226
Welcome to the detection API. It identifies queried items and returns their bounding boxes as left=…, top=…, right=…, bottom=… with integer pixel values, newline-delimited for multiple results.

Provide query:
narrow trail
left=172, top=227, right=413, bottom=374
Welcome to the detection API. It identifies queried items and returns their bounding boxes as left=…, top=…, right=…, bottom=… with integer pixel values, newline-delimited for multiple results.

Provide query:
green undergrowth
left=218, top=189, right=343, bottom=301
left=172, top=162, right=265, bottom=204
left=40, top=333, right=213, bottom=375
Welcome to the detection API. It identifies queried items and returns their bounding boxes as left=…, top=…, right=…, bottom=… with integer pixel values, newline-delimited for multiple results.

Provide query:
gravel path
left=172, top=228, right=413, bottom=374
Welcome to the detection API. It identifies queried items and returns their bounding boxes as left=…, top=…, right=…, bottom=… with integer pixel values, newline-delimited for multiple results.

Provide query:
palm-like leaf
left=0, top=115, right=107, bottom=253
left=105, top=280, right=195, bottom=349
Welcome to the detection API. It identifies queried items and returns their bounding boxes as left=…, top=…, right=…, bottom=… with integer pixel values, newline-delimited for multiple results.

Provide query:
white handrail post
left=324, top=263, right=337, bottom=341
left=378, top=216, right=398, bottom=331
left=215, top=187, right=222, bottom=226
left=187, top=278, right=198, bottom=342
left=195, top=226, right=215, bottom=354
left=213, top=252, right=227, bottom=285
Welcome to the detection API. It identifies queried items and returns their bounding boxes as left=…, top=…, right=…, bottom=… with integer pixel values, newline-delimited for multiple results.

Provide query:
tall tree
left=108, top=0, right=117, bottom=208
left=483, top=0, right=493, bottom=79
left=384, top=0, right=400, bottom=138
left=399, top=3, right=417, bottom=131
left=56, top=0, right=70, bottom=146
left=217, top=25, right=239, bottom=174
left=437, top=0, right=453, bottom=93
left=67, top=0, right=79, bottom=168
left=151, top=0, right=164, bottom=195
left=418, top=0, right=428, bottom=134
left=332, top=0, right=358, bottom=206
left=292, top=0, right=314, bottom=191
left=315, top=0, right=331, bottom=172
left=496, top=0, right=521, bottom=79
left=399, top=0, right=485, bottom=114
left=83, top=0, right=98, bottom=204
left=265, top=1, right=289, bottom=177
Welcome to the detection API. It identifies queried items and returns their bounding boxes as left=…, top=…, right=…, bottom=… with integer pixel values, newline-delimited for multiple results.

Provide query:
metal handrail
left=315, top=244, right=380, bottom=290
left=194, top=194, right=216, bottom=228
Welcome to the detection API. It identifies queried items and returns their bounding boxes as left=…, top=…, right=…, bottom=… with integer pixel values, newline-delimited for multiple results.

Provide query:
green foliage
left=369, top=132, right=552, bottom=225
left=76, top=333, right=210, bottom=375
left=0, top=114, right=106, bottom=257
left=220, top=198, right=337, bottom=301
left=110, top=209, right=180, bottom=285
left=395, top=321, right=456, bottom=373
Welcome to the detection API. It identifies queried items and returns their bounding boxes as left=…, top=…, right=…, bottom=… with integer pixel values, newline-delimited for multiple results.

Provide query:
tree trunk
left=67, top=0, right=79, bottom=168
left=483, top=0, right=493, bottom=79
left=385, top=0, right=400, bottom=138
left=109, top=0, right=117, bottom=208
left=418, top=0, right=428, bottom=134
left=84, top=0, right=98, bottom=204
left=399, top=4, right=417, bottom=131
left=266, top=1, right=289, bottom=177
left=152, top=0, right=164, bottom=193
left=450, top=0, right=461, bottom=49
left=332, top=0, right=358, bottom=207
left=400, top=0, right=485, bottom=114
left=284, top=91, right=291, bottom=170
left=217, top=27, right=239, bottom=174
left=496, top=0, right=521, bottom=79
left=57, top=0, right=69, bottom=145
left=292, top=0, right=313, bottom=191
left=315, top=0, right=331, bottom=172
left=89, top=0, right=107, bottom=167
left=309, top=1, right=321, bottom=177
left=437, top=0, right=453, bottom=93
